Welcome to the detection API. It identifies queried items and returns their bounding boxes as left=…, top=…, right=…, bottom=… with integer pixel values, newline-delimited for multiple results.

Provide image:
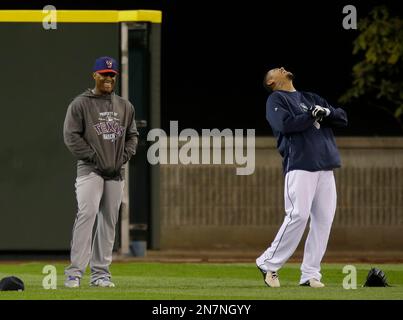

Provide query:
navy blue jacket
left=266, top=90, right=348, bottom=174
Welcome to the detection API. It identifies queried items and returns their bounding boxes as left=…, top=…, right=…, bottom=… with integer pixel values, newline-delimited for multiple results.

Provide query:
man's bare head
left=263, top=67, right=295, bottom=92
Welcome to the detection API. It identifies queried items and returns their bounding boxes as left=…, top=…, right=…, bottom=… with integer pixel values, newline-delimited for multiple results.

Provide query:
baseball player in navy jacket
left=256, top=67, right=347, bottom=288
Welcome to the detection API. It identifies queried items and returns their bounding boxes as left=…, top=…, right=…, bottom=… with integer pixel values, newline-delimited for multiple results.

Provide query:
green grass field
left=0, top=262, right=402, bottom=300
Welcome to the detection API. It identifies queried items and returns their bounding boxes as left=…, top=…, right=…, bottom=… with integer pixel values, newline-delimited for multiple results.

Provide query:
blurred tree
left=339, top=6, right=403, bottom=131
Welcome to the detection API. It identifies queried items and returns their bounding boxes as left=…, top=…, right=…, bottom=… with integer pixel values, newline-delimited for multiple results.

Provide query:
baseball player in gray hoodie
left=63, top=56, right=139, bottom=288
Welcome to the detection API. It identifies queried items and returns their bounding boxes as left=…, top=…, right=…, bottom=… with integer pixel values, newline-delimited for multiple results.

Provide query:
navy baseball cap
left=0, top=276, right=24, bottom=291
left=93, top=56, right=119, bottom=74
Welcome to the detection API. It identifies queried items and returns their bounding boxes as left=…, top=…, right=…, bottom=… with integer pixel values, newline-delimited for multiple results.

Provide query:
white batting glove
left=312, top=105, right=330, bottom=119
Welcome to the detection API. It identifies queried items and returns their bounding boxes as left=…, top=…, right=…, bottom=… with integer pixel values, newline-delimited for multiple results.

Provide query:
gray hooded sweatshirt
left=63, top=89, right=139, bottom=180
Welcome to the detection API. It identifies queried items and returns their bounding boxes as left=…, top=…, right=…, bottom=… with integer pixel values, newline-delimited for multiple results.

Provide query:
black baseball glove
left=363, top=268, right=390, bottom=287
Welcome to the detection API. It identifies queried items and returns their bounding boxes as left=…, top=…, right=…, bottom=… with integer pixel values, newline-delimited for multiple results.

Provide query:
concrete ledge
left=336, top=137, right=403, bottom=149
left=160, top=226, right=403, bottom=251
left=113, top=249, right=403, bottom=263
left=163, top=136, right=403, bottom=149
left=254, top=137, right=403, bottom=149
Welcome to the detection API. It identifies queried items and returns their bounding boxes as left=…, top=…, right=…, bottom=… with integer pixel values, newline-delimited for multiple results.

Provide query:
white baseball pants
left=65, top=172, right=124, bottom=282
left=256, top=170, right=337, bottom=284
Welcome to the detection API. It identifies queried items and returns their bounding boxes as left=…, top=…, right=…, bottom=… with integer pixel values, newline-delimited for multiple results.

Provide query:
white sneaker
left=300, top=278, right=325, bottom=288
left=257, top=266, right=280, bottom=288
left=65, top=276, right=80, bottom=288
left=265, top=271, right=280, bottom=287
left=91, top=277, right=115, bottom=288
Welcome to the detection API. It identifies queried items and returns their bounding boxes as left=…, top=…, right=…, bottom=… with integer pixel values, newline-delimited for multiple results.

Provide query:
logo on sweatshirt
left=299, top=102, right=309, bottom=113
left=93, top=112, right=125, bottom=142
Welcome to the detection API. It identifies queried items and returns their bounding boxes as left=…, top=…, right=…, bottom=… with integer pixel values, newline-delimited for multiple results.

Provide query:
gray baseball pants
left=65, top=172, right=124, bottom=282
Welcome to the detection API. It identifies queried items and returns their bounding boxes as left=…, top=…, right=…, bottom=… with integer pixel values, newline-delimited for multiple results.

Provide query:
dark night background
left=3, top=0, right=402, bottom=136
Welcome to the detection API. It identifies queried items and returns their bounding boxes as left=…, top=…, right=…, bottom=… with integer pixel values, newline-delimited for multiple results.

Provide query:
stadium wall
left=158, top=137, right=403, bottom=252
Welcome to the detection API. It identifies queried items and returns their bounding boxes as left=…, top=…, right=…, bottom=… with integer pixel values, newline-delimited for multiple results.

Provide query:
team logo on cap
left=106, top=60, right=113, bottom=68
